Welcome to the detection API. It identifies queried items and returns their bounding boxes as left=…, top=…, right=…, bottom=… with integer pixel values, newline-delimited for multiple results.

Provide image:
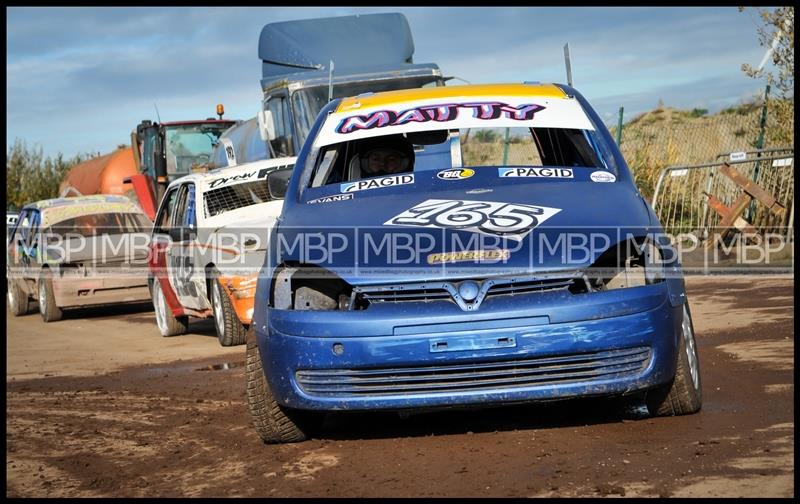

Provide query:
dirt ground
left=6, top=276, right=794, bottom=497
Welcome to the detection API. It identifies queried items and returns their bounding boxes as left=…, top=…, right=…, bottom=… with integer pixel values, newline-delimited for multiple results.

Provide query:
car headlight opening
left=271, top=265, right=355, bottom=311
left=587, top=237, right=665, bottom=291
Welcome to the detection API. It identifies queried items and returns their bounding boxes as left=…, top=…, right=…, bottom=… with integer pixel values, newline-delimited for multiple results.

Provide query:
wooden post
left=703, top=163, right=786, bottom=250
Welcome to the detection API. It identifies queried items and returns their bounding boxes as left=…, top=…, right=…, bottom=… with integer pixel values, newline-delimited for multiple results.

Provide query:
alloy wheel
left=153, top=282, right=169, bottom=335
left=683, top=305, right=700, bottom=390
left=213, top=281, right=225, bottom=339
left=38, top=280, right=46, bottom=314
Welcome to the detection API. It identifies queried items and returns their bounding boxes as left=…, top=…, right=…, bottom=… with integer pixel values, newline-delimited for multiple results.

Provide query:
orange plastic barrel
left=59, top=148, right=139, bottom=199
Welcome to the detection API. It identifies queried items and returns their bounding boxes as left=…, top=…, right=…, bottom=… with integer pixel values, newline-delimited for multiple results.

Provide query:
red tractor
left=127, top=107, right=238, bottom=218
left=60, top=107, right=238, bottom=220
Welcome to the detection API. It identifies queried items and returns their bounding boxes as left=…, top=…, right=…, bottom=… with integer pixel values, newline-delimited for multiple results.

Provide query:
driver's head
left=357, top=134, right=414, bottom=177
left=75, top=214, right=96, bottom=234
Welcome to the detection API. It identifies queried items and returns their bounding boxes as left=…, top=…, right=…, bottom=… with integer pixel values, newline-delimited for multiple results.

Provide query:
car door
left=26, top=209, right=42, bottom=274
left=166, top=184, right=190, bottom=309
left=7, top=209, right=30, bottom=292
left=172, top=183, right=207, bottom=310
left=17, top=209, right=41, bottom=284
left=150, top=186, right=182, bottom=311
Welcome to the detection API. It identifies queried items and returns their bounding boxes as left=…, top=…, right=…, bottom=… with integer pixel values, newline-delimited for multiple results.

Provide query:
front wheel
left=8, top=277, right=30, bottom=316
left=211, top=270, right=247, bottom=347
left=152, top=279, right=188, bottom=337
left=246, top=328, right=323, bottom=443
left=38, top=270, right=63, bottom=322
left=646, top=302, right=702, bottom=416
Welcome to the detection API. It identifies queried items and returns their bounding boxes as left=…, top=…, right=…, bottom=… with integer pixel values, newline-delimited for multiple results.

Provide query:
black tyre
left=38, top=269, right=63, bottom=322
left=7, top=277, right=30, bottom=316
left=246, top=327, right=323, bottom=443
left=152, top=279, right=188, bottom=337
left=211, top=269, right=247, bottom=347
left=646, top=302, right=702, bottom=416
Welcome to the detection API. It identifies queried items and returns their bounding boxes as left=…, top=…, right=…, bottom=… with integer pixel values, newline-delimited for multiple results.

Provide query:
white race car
left=148, top=157, right=295, bottom=345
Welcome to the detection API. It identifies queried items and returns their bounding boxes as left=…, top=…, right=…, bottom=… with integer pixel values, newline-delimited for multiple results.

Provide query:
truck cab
left=212, top=12, right=446, bottom=168
left=135, top=119, right=238, bottom=205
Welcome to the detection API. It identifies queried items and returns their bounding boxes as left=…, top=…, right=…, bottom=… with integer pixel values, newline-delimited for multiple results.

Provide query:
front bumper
left=256, top=283, right=681, bottom=411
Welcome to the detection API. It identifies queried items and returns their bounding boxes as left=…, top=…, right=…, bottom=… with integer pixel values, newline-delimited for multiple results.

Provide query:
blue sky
left=6, top=6, right=778, bottom=158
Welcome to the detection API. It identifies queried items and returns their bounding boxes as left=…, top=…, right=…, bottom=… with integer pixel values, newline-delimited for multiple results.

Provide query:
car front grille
left=295, top=346, right=651, bottom=397
left=350, top=272, right=590, bottom=311
left=357, top=286, right=453, bottom=304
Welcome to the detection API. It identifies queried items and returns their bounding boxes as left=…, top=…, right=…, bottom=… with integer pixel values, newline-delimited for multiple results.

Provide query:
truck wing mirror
left=258, top=109, right=277, bottom=142
left=267, top=167, right=293, bottom=200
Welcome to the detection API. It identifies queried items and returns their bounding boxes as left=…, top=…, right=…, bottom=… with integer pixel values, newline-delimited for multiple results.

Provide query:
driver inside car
left=353, top=134, right=415, bottom=178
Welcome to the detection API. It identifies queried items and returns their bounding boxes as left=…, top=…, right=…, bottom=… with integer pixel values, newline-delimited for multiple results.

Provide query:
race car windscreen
left=204, top=180, right=271, bottom=218
left=46, top=212, right=152, bottom=238
left=308, top=126, right=611, bottom=187
left=307, top=95, right=617, bottom=188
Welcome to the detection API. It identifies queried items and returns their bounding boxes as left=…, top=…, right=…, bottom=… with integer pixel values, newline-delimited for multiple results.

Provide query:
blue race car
left=247, top=83, right=702, bottom=443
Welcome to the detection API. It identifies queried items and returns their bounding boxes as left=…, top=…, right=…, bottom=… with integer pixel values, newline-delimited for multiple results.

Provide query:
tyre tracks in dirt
left=6, top=276, right=794, bottom=497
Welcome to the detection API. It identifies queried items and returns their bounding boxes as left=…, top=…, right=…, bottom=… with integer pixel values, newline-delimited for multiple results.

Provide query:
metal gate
left=651, top=148, right=794, bottom=239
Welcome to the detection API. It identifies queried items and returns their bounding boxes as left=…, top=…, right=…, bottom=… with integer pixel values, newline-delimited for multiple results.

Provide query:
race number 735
left=384, top=199, right=561, bottom=239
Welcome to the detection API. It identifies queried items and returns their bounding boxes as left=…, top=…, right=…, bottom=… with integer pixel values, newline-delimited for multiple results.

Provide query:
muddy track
left=5, top=277, right=794, bottom=497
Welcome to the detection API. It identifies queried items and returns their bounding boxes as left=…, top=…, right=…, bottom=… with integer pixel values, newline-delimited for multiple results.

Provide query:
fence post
left=748, top=84, right=771, bottom=221
left=502, top=128, right=510, bottom=165
left=616, top=107, right=624, bottom=145
left=755, top=84, right=770, bottom=151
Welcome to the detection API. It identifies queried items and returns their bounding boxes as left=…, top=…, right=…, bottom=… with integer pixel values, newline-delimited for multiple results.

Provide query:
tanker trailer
left=58, top=147, right=140, bottom=205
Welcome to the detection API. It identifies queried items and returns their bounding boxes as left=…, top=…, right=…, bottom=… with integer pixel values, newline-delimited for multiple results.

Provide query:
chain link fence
left=605, top=99, right=794, bottom=200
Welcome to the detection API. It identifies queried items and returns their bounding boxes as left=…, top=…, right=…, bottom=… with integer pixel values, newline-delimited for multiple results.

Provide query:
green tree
left=740, top=6, right=794, bottom=146
left=6, top=140, right=90, bottom=210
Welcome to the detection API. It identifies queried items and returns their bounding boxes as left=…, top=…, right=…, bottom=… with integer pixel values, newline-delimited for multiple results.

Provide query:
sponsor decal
left=498, top=167, right=573, bottom=178
left=589, top=171, right=616, bottom=183
left=221, top=138, right=237, bottom=166
left=385, top=198, right=561, bottom=241
left=772, top=158, right=793, bottom=167
left=729, top=151, right=747, bottom=162
left=208, top=168, right=272, bottom=189
left=307, top=193, right=354, bottom=205
left=316, top=96, right=597, bottom=148
left=340, top=174, right=414, bottom=193
left=670, top=169, right=688, bottom=177
left=427, top=249, right=510, bottom=265
left=336, top=101, right=546, bottom=134
left=437, top=168, right=475, bottom=181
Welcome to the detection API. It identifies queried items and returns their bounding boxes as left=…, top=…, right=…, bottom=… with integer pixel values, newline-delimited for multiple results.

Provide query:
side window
left=172, top=185, right=189, bottom=230
left=267, top=96, right=294, bottom=158
left=154, top=187, right=180, bottom=234
left=142, top=131, right=158, bottom=179
left=310, top=143, right=349, bottom=187
left=14, top=210, right=30, bottom=243
left=27, top=210, right=41, bottom=247
left=183, top=184, right=197, bottom=229
left=290, top=91, right=313, bottom=148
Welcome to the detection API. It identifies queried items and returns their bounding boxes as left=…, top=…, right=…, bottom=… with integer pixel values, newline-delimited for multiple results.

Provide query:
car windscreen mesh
left=204, top=180, right=271, bottom=218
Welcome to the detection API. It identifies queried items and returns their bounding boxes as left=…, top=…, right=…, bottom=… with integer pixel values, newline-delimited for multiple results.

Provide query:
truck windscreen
left=165, top=124, right=230, bottom=179
left=291, top=76, right=444, bottom=147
